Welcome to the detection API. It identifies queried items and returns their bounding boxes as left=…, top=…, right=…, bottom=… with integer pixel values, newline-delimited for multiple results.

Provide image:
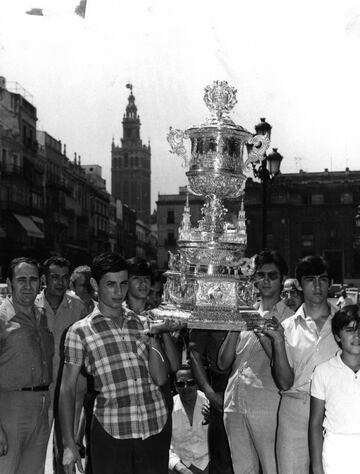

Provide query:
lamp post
left=251, top=118, right=283, bottom=249
left=356, top=205, right=360, bottom=230
left=355, top=204, right=360, bottom=248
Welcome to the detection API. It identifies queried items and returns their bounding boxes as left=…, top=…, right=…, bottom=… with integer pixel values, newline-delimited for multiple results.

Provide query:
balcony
left=23, top=138, right=38, bottom=154
left=1, top=163, right=24, bottom=177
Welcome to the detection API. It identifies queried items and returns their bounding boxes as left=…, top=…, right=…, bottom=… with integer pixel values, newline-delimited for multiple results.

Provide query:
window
left=167, top=232, right=175, bottom=246
left=311, top=194, right=324, bottom=205
left=340, top=193, right=353, bottom=204
left=302, top=222, right=313, bottom=235
left=302, top=237, right=314, bottom=248
left=167, top=209, right=175, bottom=224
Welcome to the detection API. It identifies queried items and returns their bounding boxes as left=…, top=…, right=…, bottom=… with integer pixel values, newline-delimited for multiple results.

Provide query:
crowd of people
left=0, top=249, right=359, bottom=474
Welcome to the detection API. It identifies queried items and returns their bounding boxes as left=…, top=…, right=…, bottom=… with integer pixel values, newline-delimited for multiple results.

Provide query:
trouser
left=208, top=407, right=234, bottom=474
left=322, top=432, right=360, bottom=474
left=90, top=416, right=170, bottom=474
left=0, top=390, right=51, bottom=474
left=276, top=392, right=310, bottom=474
left=224, top=405, right=278, bottom=474
left=207, top=372, right=233, bottom=474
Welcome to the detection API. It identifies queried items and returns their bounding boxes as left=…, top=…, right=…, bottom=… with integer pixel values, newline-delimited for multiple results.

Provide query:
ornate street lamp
left=355, top=205, right=360, bottom=229
left=251, top=118, right=283, bottom=249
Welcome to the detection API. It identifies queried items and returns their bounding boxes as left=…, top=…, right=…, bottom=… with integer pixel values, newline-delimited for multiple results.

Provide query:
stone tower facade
left=111, top=85, right=151, bottom=223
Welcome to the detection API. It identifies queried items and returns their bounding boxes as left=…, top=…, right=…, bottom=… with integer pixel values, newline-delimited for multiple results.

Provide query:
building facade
left=0, top=77, right=158, bottom=276
left=111, top=86, right=151, bottom=224
left=156, top=172, right=360, bottom=285
left=244, top=169, right=360, bottom=284
left=156, top=186, right=203, bottom=270
left=0, top=77, right=46, bottom=269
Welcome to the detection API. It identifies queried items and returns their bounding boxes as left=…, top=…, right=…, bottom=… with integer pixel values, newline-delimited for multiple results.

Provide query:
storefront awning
left=31, top=215, right=44, bottom=225
left=13, top=213, right=44, bottom=239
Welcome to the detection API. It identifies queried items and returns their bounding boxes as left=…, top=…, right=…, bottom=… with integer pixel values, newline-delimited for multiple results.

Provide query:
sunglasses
left=175, top=379, right=196, bottom=388
left=281, top=290, right=299, bottom=298
left=255, top=271, right=280, bottom=281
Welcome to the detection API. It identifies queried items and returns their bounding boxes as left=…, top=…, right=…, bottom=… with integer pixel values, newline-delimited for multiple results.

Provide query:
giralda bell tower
left=111, top=84, right=151, bottom=223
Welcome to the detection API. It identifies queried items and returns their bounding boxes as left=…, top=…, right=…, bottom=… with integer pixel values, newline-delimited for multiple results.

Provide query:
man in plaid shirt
left=59, top=253, right=170, bottom=474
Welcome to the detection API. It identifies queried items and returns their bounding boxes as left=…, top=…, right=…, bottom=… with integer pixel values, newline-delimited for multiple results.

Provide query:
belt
left=19, top=385, right=50, bottom=392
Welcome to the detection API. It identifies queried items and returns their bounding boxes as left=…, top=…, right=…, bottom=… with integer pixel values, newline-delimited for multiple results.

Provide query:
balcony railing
left=0, top=163, right=24, bottom=177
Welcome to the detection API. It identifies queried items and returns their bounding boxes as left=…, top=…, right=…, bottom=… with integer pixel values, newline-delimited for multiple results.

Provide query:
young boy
left=309, top=304, right=360, bottom=474
left=59, top=253, right=170, bottom=474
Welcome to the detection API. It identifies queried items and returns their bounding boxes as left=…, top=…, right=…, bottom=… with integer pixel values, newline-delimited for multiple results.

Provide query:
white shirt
left=169, top=391, right=209, bottom=471
left=311, top=352, right=360, bottom=435
left=224, top=299, right=293, bottom=412
left=282, top=302, right=339, bottom=393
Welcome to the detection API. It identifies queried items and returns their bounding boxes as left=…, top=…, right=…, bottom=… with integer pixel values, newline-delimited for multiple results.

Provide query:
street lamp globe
left=267, top=148, right=283, bottom=177
left=355, top=205, right=360, bottom=228
left=254, top=117, right=272, bottom=139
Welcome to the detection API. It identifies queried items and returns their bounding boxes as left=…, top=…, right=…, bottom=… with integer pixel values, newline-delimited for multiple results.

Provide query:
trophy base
left=188, top=308, right=262, bottom=331
left=150, top=304, right=264, bottom=331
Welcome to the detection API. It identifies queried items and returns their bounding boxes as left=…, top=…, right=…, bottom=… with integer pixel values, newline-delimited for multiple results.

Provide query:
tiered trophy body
left=154, top=81, right=271, bottom=330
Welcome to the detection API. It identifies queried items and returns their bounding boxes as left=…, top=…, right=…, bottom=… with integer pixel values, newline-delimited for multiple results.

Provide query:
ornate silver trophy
left=153, top=80, right=271, bottom=330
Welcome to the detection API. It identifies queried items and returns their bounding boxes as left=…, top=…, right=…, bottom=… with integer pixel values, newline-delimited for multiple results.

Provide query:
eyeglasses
left=301, top=275, right=330, bottom=286
left=175, top=379, right=196, bottom=388
left=255, top=271, right=280, bottom=281
left=281, top=290, right=299, bottom=298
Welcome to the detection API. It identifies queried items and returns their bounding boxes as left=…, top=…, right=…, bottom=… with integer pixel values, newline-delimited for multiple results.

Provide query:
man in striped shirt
left=59, top=253, right=170, bottom=474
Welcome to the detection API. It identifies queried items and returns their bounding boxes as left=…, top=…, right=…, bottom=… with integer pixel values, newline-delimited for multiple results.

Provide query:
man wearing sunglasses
left=262, top=255, right=339, bottom=474
left=281, top=278, right=304, bottom=312
left=218, top=249, right=293, bottom=474
left=169, top=366, right=209, bottom=474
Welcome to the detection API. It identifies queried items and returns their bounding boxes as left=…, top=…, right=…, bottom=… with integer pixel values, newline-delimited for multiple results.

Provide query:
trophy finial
left=203, top=80, right=237, bottom=120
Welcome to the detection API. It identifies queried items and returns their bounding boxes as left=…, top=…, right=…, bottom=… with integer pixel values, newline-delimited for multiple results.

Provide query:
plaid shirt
left=64, top=304, right=167, bottom=439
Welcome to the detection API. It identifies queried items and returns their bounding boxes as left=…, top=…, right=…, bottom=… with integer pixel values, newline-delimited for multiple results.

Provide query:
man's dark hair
left=42, top=256, right=71, bottom=276
left=126, top=257, right=153, bottom=280
left=254, top=249, right=288, bottom=278
left=176, top=364, right=193, bottom=378
left=295, top=255, right=332, bottom=283
left=91, top=252, right=127, bottom=283
left=332, top=304, right=360, bottom=344
left=8, top=256, right=40, bottom=281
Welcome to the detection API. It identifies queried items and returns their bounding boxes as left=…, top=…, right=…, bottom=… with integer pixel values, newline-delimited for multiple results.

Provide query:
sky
left=1, top=0, right=360, bottom=211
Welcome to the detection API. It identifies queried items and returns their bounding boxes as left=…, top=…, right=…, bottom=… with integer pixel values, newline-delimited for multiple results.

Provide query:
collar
left=0, top=296, right=43, bottom=323
left=89, top=302, right=140, bottom=323
left=173, top=392, right=201, bottom=413
left=123, top=300, right=150, bottom=316
left=255, top=298, right=286, bottom=317
left=36, top=289, right=69, bottom=311
left=295, top=301, right=337, bottom=323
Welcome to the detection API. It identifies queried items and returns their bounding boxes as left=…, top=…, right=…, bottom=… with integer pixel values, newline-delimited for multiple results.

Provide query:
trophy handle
left=167, top=127, right=189, bottom=166
left=244, top=133, right=271, bottom=170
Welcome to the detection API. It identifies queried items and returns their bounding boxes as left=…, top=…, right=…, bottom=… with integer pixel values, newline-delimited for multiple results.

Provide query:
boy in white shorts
left=309, top=304, right=360, bottom=474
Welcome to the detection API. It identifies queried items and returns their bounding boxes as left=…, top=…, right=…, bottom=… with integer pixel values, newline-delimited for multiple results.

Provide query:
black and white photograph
left=1, top=1, right=360, bottom=473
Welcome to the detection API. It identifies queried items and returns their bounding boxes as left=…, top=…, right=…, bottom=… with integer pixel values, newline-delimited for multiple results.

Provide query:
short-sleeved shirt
left=64, top=305, right=168, bottom=440
left=282, top=303, right=339, bottom=394
left=224, top=299, right=293, bottom=413
left=0, top=297, right=54, bottom=391
left=36, top=290, right=87, bottom=380
left=311, top=352, right=360, bottom=434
